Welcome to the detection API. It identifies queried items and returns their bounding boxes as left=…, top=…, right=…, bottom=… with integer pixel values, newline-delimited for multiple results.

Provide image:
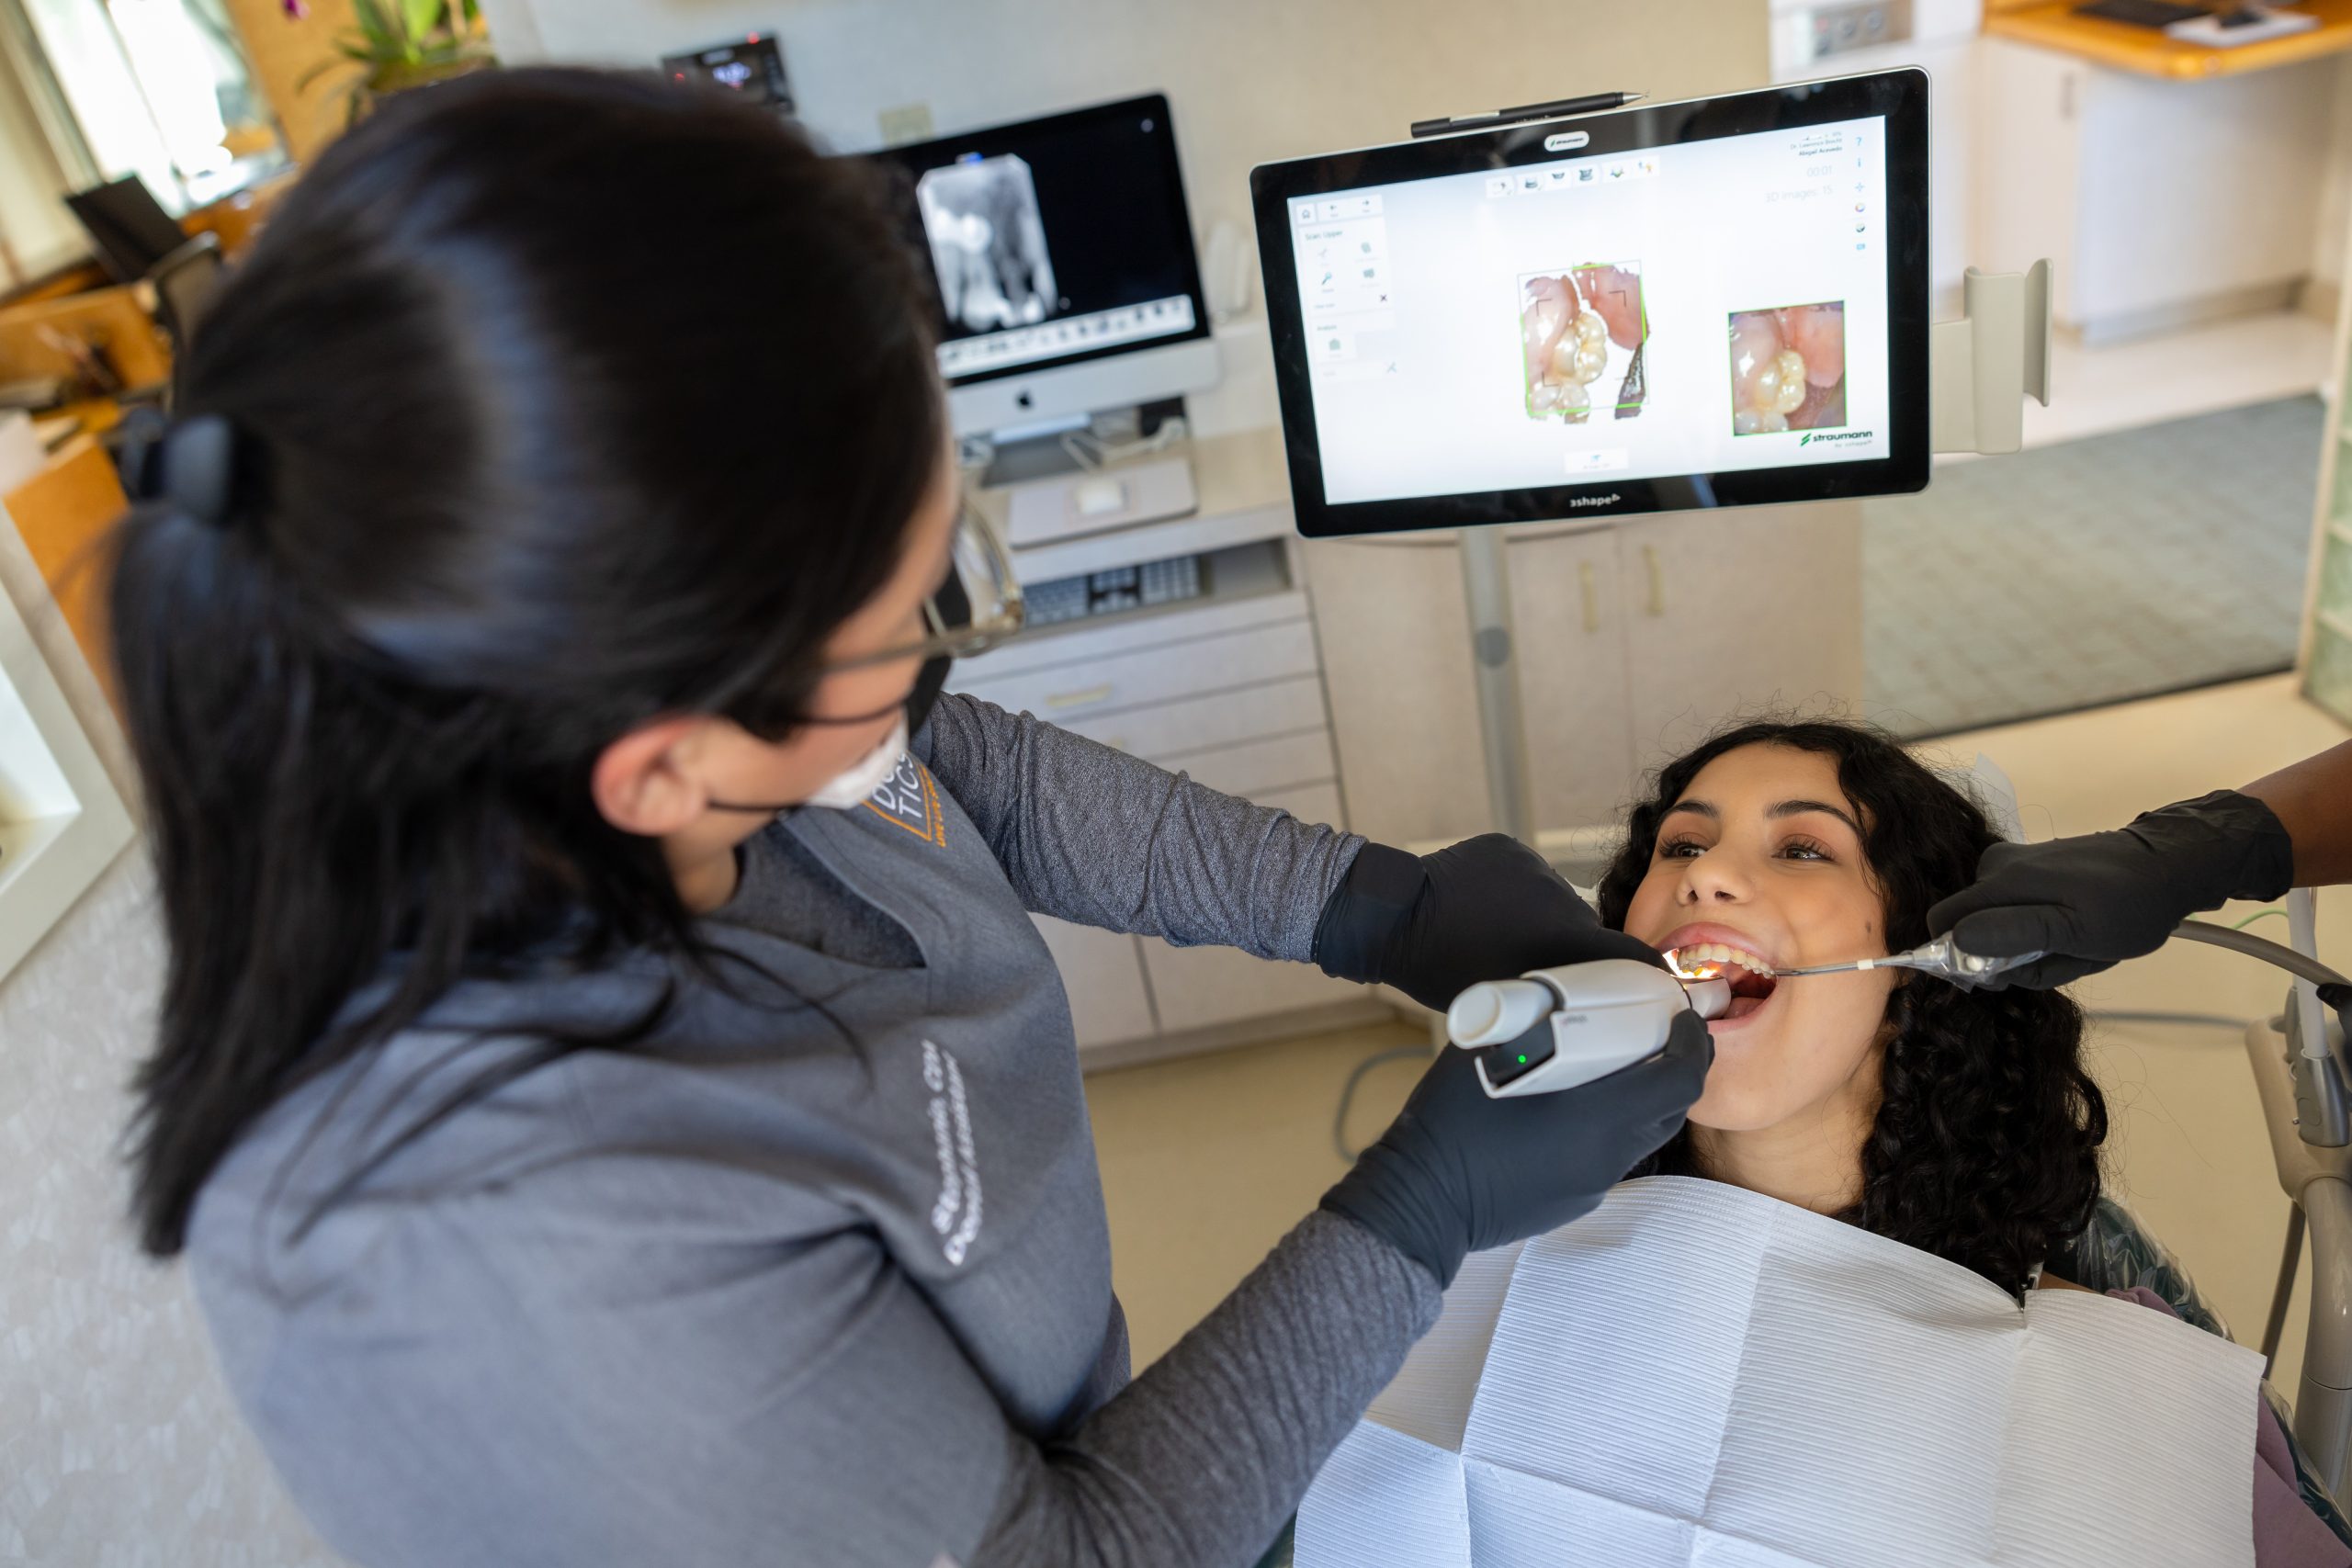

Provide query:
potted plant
left=295, top=0, right=495, bottom=127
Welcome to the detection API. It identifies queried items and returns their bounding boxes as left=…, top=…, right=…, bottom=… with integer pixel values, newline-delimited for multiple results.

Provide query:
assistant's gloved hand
left=1925, top=790, right=2295, bottom=989
left=1323, top=1010, right=1712, bottom=1288
left=1314, top=834, right=1666, bottom=1011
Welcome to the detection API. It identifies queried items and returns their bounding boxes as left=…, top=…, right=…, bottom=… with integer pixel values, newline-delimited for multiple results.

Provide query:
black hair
left=112, top=69, right=943, bottom=1256
left=1595, top=719, right=2108, bottom=1292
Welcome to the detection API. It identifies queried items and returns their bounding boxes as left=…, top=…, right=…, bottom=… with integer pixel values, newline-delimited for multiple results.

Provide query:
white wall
left=479, top=0, right=1774, bottom=305
left=2310, top=51, right=2352, bottom=310
left=0, top=52, right=87, bottom=282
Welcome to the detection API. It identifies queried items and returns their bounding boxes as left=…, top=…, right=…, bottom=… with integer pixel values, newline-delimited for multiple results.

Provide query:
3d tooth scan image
left=1520, top=263, right=1647, bottom=423
left=1727, top=300, right=1846, bottom=435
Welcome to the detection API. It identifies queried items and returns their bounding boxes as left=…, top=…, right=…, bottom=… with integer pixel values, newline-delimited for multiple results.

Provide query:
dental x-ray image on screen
left=918, top=156, right=1058, bottom=333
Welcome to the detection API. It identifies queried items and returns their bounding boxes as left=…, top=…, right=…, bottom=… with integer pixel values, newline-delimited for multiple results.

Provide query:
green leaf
left=401, top=0, right=442, bottom=44
left=348, top=0, right=419, bottom=60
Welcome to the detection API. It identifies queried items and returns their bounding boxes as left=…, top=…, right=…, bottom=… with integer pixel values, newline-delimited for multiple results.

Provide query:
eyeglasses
left=819, top=501, right=1025, bottom=674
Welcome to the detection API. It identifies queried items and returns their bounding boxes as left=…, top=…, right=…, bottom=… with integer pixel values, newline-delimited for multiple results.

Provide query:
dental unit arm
left=1447, top=960, right=1730, bottom=1098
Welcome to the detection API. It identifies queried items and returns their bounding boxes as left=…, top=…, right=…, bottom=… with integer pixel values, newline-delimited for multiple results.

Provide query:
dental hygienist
left=117, top=71, right=1709, bottom=1568
left=1928, top=742, right=2352, bottom=987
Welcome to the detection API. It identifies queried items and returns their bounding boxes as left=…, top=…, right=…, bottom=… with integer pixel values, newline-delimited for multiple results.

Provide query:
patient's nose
left=1679, top=853, right=1750, bottom=906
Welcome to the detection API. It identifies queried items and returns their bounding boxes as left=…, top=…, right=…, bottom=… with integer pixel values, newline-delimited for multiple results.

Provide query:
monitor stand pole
left=1460, top=525, right=1538, bottom=847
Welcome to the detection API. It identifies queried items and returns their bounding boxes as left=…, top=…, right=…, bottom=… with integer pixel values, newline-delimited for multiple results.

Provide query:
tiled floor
left=1861, top=397, right=2322, bottom=738
left=1086, top=674, right=2352, bottom=1400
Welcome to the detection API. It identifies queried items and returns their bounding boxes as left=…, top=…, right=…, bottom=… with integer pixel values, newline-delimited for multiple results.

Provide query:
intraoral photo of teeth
left=1519, top=263, right=1646, bottom=423
left=1726, top=300, right=1845, bottom=436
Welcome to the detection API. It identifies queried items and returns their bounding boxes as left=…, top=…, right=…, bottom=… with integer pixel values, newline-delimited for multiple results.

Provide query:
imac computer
left=868, top=93, right=1219, bottom=457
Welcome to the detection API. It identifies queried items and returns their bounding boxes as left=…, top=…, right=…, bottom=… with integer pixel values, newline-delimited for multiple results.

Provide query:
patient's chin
left=1686, top=1077, right=1803, bottom=1134
left=1685, top=1021, right=1832, bottom=1132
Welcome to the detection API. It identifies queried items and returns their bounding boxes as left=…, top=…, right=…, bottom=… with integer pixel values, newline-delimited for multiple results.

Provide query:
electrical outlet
left=1810, top=0, right=1911, bottom=58
left=879, top=103, right=934, bottom=146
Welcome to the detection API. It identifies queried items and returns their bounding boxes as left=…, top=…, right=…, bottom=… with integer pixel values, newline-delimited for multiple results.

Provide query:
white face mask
left=801, top=715, right=910, bottom=810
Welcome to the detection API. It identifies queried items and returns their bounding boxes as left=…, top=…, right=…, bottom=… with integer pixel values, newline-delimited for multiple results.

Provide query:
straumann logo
left=1799, top=429, right=1873, bottom=446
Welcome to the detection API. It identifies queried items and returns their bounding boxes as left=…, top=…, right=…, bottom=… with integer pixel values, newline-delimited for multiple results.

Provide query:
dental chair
left=2236, top=888, right=2352, bottom=1524
left=1324, top=754, right=2352, bottom=1565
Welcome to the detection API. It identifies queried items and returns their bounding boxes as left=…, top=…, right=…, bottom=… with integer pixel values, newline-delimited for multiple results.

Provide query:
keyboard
left=2072, top=0, right=2209, bottom=26
left=1023, top=555, right=1205, bottom=627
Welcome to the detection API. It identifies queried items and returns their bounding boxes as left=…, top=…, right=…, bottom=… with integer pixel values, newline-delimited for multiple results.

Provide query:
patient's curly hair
left=1595, top=719, right=2107, bottom=1294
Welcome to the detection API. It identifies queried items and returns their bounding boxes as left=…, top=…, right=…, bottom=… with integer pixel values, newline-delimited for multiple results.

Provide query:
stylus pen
left=1409, top=92, right=1644, bottom=140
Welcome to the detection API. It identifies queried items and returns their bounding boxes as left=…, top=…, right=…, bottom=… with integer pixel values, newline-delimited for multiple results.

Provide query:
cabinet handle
left=1047, top=683, right=1114, bottom=709
left=1578, top=560, right=1599, bottom=634
left=1643, top=544, right=1665, bottom=617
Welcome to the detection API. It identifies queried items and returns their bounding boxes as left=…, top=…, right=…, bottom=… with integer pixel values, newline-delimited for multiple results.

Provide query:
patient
left=1595, top=719, right=2350, bottom=1563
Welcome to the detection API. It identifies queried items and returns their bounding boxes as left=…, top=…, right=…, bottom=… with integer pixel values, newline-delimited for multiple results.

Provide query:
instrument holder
left=1932, top=261, right=2053, bottom=455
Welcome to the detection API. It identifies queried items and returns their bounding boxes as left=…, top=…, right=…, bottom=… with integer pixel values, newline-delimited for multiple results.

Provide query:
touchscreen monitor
left=1250, top=70, right=1930, bottom=537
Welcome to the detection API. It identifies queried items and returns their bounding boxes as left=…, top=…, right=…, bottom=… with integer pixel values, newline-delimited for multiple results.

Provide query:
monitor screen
left=1250, top=70, right=1930, bottom=536
left=661, top=36, right=793, bottom=111
left=65, top=176, right=187, bottom=284
left=868, top=94, right=1212, bottom=391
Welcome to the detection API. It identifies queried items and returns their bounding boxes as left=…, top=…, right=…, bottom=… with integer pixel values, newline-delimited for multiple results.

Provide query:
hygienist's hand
left=1322, top=1010, right=1712, bottom=1289
left=1925, top=790, right=2295, bottom=989
left=1314, top=834, right=1667, bottom=1011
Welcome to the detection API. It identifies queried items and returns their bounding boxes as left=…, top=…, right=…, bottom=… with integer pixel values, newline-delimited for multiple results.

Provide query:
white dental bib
left=1299, top=1177, right=2262, bottom=1568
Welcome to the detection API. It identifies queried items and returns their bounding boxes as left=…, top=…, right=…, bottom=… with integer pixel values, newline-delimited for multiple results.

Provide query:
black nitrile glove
left=1323, top=1009, right=1713, bottom=1288
left=1925, top=790, right=2296, bottom=989
left=1315, top=834, right=1667, bottom=1012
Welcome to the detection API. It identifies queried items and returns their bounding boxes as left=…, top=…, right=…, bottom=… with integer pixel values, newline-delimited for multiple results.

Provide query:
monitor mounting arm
left=1933, top=261, right=2052, bottom=456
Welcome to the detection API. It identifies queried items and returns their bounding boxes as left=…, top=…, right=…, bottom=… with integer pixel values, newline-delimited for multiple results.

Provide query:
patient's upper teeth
left=1684, top=941, right=1773, bottom=976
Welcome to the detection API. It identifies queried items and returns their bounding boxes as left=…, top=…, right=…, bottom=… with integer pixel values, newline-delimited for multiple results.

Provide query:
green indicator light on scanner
left=1517, top=1054, right=1529, bottom=1065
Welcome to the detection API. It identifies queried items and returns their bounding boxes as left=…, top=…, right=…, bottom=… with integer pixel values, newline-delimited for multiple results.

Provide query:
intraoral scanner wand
left=1447, top=960, right=1730, bottom=1098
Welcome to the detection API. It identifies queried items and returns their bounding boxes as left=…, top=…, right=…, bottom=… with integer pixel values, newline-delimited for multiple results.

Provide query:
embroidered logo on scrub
left=865, top=753, right=946, bottom=847
left=922, top=1040, right=983, bottom=1267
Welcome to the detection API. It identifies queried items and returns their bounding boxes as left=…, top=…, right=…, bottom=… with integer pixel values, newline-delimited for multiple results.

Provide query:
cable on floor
left=1332, top=1043, right=1436, bottom=1162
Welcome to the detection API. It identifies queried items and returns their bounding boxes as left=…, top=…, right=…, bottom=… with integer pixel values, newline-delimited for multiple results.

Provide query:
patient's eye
left=1658, top=835, right=1708, bottom=860
left=1778, top=835, right=1833, bottom=863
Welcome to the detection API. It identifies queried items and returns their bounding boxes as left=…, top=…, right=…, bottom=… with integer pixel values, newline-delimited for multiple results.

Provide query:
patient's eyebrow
left=1661, top=799, right=1715, bottom=820
left=1770, top=798, right=1864, bottom=838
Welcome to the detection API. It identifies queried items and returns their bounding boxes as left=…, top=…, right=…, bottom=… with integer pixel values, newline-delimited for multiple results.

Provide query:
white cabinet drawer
left=958, top=619, right=1319, bottom=721
left=1052, top=674, right=1329, bottom=763
left=1033, top=914, right=1156, bottom=1049
left=1142, top=941, right=1362, bottom=1034
left=1138, top=783, right=1358, bottom=1032
left=1253, top=780, right=1344, bottom=831
left=1160, top=728, right=1336, bottom=800
left=960, top=590, right=1311, bottom=682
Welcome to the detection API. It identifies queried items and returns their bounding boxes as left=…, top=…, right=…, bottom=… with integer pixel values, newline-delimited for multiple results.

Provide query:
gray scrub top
left=186, top=694, right=1443, bottom=1568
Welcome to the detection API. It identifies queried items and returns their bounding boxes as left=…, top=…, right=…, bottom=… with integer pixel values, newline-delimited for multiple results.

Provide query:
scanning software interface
left=1289, top=116, right=1890, bottom=505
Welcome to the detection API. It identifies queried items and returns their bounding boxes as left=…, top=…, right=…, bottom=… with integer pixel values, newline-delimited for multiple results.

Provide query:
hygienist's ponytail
left=111, top=69, right=944, bottom=1255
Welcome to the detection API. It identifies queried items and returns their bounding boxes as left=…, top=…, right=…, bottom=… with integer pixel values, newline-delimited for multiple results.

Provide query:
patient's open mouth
left=1665, top=942, right=1780, bottom=1021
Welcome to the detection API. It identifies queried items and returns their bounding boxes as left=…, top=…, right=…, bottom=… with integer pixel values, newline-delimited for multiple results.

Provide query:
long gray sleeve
left=972, top=1210, right=1442, bottom=1567
left=920, top=693, right=1363, bottom=962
